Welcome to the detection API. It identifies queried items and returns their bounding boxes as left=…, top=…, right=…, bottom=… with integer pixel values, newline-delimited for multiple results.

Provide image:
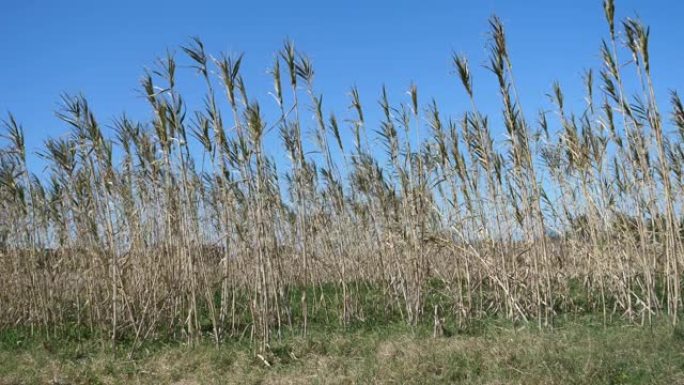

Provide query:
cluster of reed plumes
left=1, top=0, right=683, bottom=348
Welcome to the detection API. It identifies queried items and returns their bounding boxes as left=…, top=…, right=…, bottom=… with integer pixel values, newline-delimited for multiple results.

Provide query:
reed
left=1, top=0, right=683, bottom=350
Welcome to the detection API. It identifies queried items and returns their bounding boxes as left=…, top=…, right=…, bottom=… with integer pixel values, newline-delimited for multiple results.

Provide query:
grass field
left=2, top=316, right=683, bottom=385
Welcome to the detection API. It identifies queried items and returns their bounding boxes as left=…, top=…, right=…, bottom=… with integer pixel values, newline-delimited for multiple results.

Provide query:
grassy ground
left=1, top=316, right=684, bottom=385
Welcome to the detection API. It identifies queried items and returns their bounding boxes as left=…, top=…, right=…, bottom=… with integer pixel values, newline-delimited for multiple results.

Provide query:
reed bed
left=1, top=1, right=683, bottom=349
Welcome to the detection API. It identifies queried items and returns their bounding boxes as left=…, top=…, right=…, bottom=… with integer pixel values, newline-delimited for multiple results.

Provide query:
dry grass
left=1, top=319, right=683, bottom=384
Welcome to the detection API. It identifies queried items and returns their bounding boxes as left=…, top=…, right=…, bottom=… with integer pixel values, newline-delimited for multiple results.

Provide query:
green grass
left=2, top=316, right=683, bottom=384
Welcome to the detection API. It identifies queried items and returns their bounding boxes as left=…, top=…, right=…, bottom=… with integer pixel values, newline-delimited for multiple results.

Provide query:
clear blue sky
left=2, top=0, right=684, bottom=174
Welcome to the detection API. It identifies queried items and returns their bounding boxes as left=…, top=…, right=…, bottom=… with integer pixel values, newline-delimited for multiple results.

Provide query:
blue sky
left=2, top=0, right=684, bottom=174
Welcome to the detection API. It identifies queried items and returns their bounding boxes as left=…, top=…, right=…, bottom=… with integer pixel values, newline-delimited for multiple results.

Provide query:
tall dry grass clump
left=1, top=0, right=683, bottom=349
